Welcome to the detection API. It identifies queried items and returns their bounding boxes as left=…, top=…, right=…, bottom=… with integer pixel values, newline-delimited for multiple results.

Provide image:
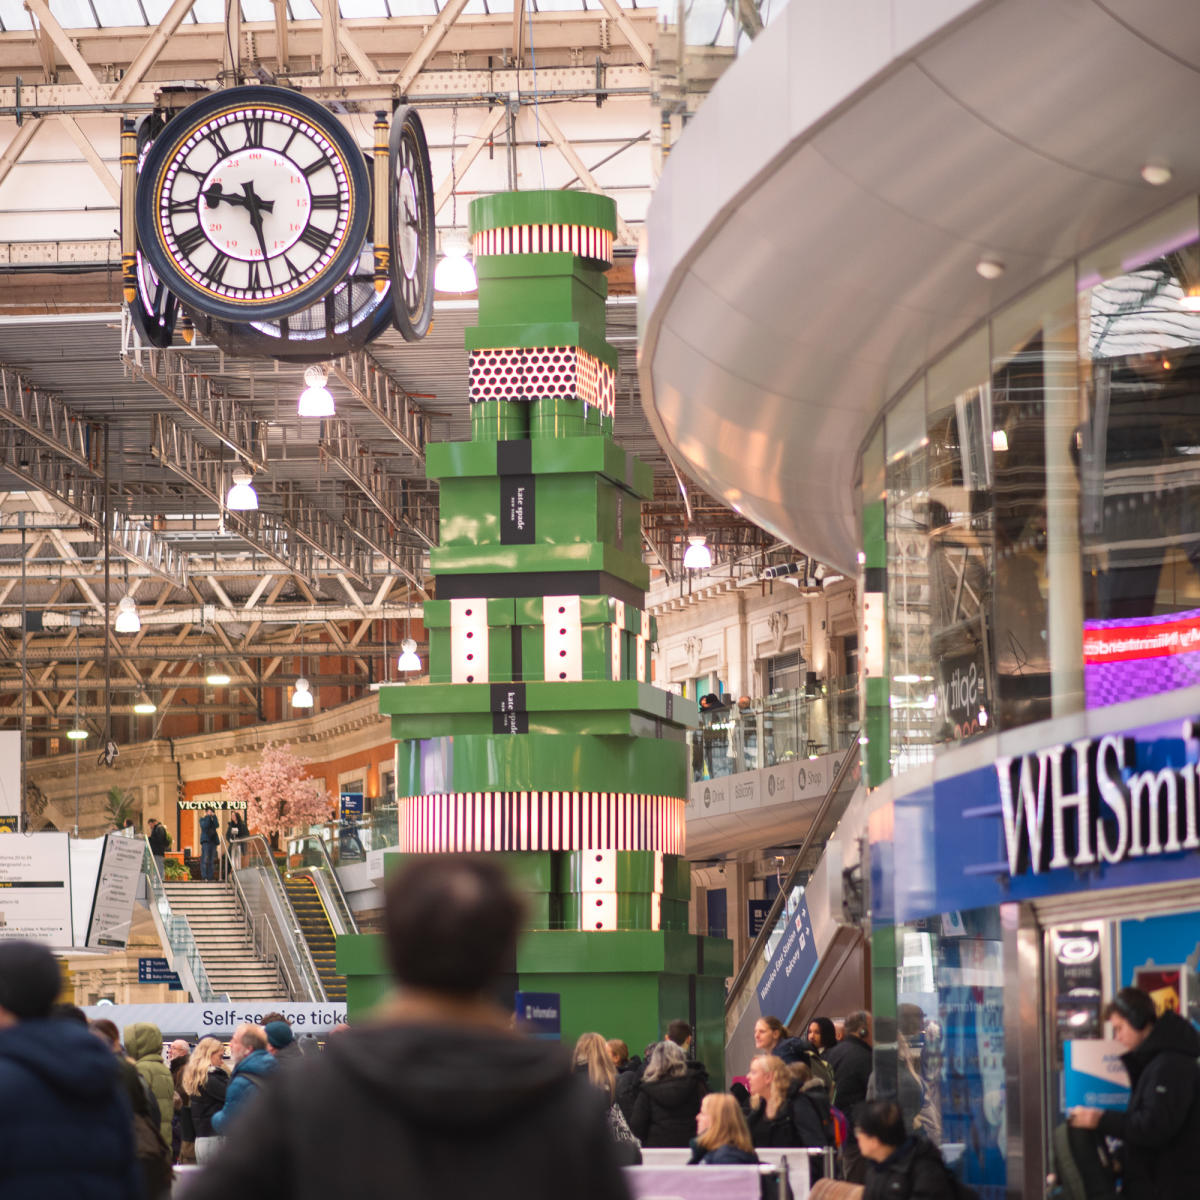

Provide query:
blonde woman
left=182, top=1037, right=230, bottom=1163
left=689, top=1093, right=758, bottom=1164
left=573, top=1032, right=642, bottom=1165
left=745, top=1054, right=828, bottom=1149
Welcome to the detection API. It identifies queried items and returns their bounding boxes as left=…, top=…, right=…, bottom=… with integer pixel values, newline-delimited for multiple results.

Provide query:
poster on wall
left=85, top=832, right=146, bottom=950
left=1063, top=1039, right=1130, bottom=1111
left=0, top=832, right=72, bottom=946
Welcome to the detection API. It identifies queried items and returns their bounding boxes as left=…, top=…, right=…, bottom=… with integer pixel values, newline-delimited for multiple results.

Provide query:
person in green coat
left=125, top=1022, right=174, bottom=1145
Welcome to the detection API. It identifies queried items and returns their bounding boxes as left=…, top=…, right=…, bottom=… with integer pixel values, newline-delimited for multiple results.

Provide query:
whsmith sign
left=997, top=720, right=1200, bottom=876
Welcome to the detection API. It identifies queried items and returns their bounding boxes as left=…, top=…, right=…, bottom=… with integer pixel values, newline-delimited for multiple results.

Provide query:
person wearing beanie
left=0, top=940, right=141, bottom=1198
left=264, top=1021, right=303, bottom=1066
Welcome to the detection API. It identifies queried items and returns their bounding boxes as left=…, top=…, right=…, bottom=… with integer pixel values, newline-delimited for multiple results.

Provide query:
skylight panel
left=387, top=0, right=438, bottom=12
left=290, top=0, right=319, bottom=19
left=189, top=0, right=222, bottom=20
left=0, top=0, right=36, bottom=29
left=241, top=0, right=275, bottom=19
left=48, top=0, right=99, bottom=28
left=93, top=0, right=149, bottom=25
left=532, top=0, right=584, bottom=12
left=339, top=0, right=389, bottom=15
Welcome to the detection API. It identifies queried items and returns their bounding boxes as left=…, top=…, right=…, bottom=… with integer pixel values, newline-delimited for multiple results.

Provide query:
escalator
left=283, top=873, right=346, bottom=1002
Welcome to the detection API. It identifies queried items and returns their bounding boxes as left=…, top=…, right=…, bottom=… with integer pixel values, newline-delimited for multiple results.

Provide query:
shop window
left=1077, top=201, right=1200, bottom=710
left=883, top=909, right=1007, bottom=1196
left=766, top=652, right=803, bottom=696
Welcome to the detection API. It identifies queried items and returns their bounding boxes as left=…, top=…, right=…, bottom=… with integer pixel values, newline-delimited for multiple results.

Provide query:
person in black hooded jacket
left=0, top=941, right=141, bottom=1200
left=631, top=1040, right=707, bottom=1147
left=1070, top=986, right=1200, bottom=1200
left=857, top=1100, right=958, bottom=1200
left=183, top=855, right=631, bottom=1200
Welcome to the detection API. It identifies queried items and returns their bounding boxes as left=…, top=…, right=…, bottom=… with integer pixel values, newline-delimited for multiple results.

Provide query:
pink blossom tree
left=222, top=744, right=331, bottom=839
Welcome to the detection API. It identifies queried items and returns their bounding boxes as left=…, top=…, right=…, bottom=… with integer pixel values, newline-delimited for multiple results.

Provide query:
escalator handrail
left=223, top=831, right=327, bottom=1002
left=723, top=731, right=862, bottom=1014
left=286, top=834, right=359, bottom=935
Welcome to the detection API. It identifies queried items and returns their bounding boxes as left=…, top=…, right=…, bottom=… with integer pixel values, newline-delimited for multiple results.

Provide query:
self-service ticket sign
left=1063, top=1039, right=1130, bottom=1110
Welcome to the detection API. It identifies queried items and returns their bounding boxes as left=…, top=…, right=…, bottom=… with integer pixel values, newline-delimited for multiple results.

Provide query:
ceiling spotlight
left=1141, top=163, right=1172, bottom=187
left=1179, top=285, right=1200, bottom=313
left=683, top=534, right=713, bottom=570
left=434, top=232, right=477, bottom=294
left=992, top=429, right=1009, bottom=452
left=226, top=468, right=259, bottom=511
left=291, top=677, right=314, bottom=707
left=976, top=258, right=1005, bottom=280
left=298, top=364, right=335, bottom=418
left=133, top=691, right=157, bottom=715
left=205, top=663, right=232, bottom=686
left=113, top=594, right=141, bottom=633
left=397, top=638, right=421, bottom=672
left=66, top=726, right=88, bottom=741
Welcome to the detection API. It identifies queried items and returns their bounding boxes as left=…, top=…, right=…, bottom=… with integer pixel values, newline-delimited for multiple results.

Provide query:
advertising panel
left=1063, top=1039, right=1130, bottom=1110
left=86, top=832, right=147, bottom=950
left=0, top=832, right=72, bottom=946
left=1084, top=607, right=1200, bottom=708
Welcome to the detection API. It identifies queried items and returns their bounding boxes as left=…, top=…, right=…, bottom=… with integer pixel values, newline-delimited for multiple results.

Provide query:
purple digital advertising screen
left=1083, top=607, right=1200, bottom=708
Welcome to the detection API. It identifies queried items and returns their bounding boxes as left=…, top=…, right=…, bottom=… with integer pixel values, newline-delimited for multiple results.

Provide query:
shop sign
left=996, top=720, right=1200, bottom=877
left=178, top=800, right=247, bottom=810
left=748, top=899, right=771, bottom=939
left=935, top=650, right=988, bottom=741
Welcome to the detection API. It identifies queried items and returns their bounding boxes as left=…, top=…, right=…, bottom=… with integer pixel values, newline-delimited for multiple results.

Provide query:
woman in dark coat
left=1070, top=987, right=1200, bottom=1200
left=857, top=1100, right=958, bottom=1200
left=631, top=1041, right=707, bottom=1148
left=184, top=1037, right=230, bottom=1164
left=744, top=1055, right=828, bottom=1148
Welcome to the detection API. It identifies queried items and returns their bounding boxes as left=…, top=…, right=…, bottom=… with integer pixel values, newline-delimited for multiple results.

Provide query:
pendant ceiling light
left=114, top=594, right=141, bottom=633
left=292, top=677, right=314, bottom=707
left=226, top=468, right=259, bottom=511
left=298, top=364, right=335, bottom=417
left=205, top=662, right=232, bottom=686
left=133, top=691, right=157, bottom=715
left=397, top=637, right=421, bottom=672
left=683, top=534, right=713, bottom=570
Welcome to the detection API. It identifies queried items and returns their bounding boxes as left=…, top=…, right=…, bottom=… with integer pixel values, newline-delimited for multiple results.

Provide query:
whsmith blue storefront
left=865, top=688, right=1200, bottom=1199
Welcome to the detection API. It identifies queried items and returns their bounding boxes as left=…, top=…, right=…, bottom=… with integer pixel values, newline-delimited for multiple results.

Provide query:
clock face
left=388, top=106, right=435, bottom=342
left=136, top=86, right=370, bottom=322
left=129, top=247, right=179, bottom=348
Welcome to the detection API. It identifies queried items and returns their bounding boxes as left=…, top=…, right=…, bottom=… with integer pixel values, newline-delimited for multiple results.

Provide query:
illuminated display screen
left=1083, top=607, right=1200, bottom=708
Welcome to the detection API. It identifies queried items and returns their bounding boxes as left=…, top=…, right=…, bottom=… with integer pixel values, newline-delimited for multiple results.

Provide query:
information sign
left=515, top=991, right=561, bottom=1040
left=0, top=832, right=72, bottom=946
left=138, top=957, right=183, bottom=989
left=86, top=831, right=146, bottom=950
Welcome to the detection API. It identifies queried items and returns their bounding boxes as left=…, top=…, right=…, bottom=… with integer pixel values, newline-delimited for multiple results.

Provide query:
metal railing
left=285, top=834, right=359, bottom=936
left=224, top=832, right=326, bottom=1002
left=724, top=734, right=863, bottom=1033
left=141, top=844, right=227, bottom=1003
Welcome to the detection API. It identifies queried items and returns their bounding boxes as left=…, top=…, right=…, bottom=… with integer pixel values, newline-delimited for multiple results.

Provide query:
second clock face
left=136, top=87, right=370, bottom=322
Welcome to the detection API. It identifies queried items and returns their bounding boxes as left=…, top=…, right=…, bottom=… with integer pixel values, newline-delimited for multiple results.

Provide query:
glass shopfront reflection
left=866, top=201, right=1200, bottom=779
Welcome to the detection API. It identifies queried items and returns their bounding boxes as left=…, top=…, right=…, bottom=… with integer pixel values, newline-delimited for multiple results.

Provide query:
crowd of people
left=6, top=853, right=1193, bottom=1200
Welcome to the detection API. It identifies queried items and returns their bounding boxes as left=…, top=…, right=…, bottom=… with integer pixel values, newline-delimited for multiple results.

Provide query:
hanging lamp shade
left=292, top=677, right=314, bottom=707
left=397, top=638, right=421, bottom=672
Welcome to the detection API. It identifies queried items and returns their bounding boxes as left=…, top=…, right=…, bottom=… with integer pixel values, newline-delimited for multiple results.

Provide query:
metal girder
left=0, top=66, right=650, bottom=116
left=149, top=411, right=316, bottom=580
left=309, top=0, right=381, bottom=85
left=111, top=0, right=200, bottom=102
left=56, top=114, right=120, bottom=202
left=531, top=105, right=634, bottom=244
left=0, top=362, right=95, bottom=471
left=277, top=483, right=370, bottom=583
left=330, top=351, right=427, bottom=462
left=0, top=425, right=187, bottom=585
left=433, top=104, right=508, bottom=215
left=339, top=486, right=429, bottom=596
left=0, top=118, right=43, bottom=193
left=123, top=342, right=269, bottom=473
left=593, top=0, right=653, bottom=68
left=396, top=0, right=471, bottom=95
left=21, top=0, right=106, bottom=101
left=320, top=417, right=437, bottom=546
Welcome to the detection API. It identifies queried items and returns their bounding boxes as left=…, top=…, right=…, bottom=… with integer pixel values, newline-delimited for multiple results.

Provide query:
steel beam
left=396, top=0, right=471, bottom=95
left=0, top=362, right=94, bottom=470
left=330, top=351, right=427, bottom=462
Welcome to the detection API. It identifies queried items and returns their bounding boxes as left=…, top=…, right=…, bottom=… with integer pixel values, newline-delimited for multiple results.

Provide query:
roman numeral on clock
left=203, top=252, right=231, bottom=286
left=175, top=224, right=208, bottom=255
left=298, top=224, right=334, bottom=253
left=310, top=193, right=340, bottom=211
left=207, top=126, right=232, bottom=158
left=243, top=114, right=266, bottom=148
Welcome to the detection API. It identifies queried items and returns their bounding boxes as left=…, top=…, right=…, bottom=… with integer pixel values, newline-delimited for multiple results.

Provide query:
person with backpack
left=856, top=1100, right=968, bottom=1200
left=745, top=1055, right=830, bottom=1150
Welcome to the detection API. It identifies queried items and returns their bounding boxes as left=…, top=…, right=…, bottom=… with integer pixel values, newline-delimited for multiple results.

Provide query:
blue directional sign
left=515, top=991, right=561, bottom=1040
left=138, top=957, right=183, bottom=990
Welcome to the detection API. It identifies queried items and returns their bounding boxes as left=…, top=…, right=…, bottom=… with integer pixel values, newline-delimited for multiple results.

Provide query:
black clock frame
left=135, top=86, right=371, bottom=323
left=388, top=105, right=436, bottom=342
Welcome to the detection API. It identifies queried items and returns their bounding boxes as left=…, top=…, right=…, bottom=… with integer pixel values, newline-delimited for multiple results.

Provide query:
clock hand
left=203, top=182, right=251, bottom=210
left=240, top=183, right=273, bottom=274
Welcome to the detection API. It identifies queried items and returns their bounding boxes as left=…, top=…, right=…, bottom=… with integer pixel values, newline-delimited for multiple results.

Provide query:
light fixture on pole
left=397, top=638, right=421, bottom=672
left=66, top=724, right=88, bottom=741
left=68, top=632, right=87, bottom=744
left=434, top=104, right=477, bottom=294
left=205, top=662, right=232, bottom=686
left=133, top=690, right=156, bottom=715
left=291, top=676, right=314, bottom=707
left=683, top=534, right=713, bottom=570
left=226, top=468, right=259, bottom=511
left=114, top=594, right=141, bottom=633
left=298, top=364, right=335, bottom=417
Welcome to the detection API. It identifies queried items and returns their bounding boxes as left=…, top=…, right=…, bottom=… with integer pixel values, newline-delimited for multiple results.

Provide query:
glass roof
left=0, top=0, right=638, bottom=31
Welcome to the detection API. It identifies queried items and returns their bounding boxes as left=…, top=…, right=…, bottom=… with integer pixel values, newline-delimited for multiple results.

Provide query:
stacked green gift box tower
left=339, top=190, right=730, bottom=1080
